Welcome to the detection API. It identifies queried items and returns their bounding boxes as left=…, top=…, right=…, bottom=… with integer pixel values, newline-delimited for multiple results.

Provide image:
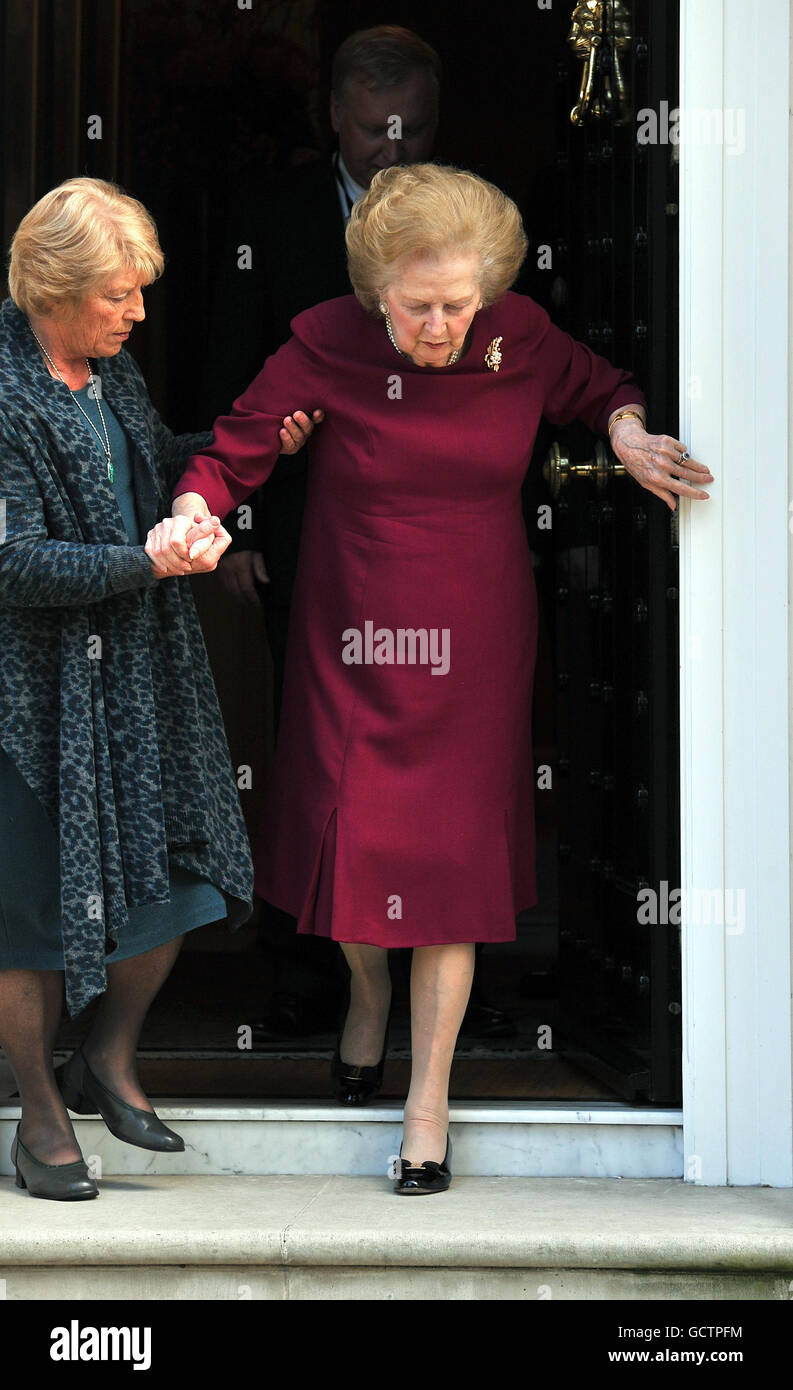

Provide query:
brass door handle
left=543, top=439, right=625, bottom=499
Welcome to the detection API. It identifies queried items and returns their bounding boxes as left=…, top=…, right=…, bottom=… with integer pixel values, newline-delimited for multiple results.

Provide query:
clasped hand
left=145, top=513, right=230, bottom=578
left=146, top=407, right=324, bottom=581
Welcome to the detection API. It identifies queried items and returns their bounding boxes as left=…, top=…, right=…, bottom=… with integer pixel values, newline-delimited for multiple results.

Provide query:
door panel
left=530, top=0, right=681, bottom=1102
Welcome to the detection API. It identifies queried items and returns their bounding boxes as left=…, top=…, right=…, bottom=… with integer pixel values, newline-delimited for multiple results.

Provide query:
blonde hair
left=8, top=177, right=164, bottom=317
left=345, top=163, right=527, bottom=313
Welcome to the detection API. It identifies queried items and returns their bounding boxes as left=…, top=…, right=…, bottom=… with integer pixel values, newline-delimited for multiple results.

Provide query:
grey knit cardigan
left=0, top=298, right=253, bottom=1015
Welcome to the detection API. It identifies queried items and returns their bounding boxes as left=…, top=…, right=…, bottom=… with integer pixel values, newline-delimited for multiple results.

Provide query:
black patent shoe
left=393, top=1137, right=453, bottom=1196
left=11, top=1126, right=98, bottom=1201
left=331, top=1050, right=385, bottom=1105
left=331, top=1007, right=391, bottom=1106
left=60, top=1047, right=185, bottom=1153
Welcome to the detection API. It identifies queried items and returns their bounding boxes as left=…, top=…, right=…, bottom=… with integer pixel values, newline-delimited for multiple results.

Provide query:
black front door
left=526, top=0, right=682, bottom=1103
left=0, top=0, right=682, bottom=1104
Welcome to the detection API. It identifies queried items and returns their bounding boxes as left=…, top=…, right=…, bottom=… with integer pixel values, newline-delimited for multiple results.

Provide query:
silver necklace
left=382, top=305, right=460, bottom=366
left=31, top=328, right=114, bottom=481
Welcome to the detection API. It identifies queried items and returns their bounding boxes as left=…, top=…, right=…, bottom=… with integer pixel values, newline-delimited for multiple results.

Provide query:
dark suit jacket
left=203, top=155, right=351, bottom=426
left=202, top=156, right=352, bottom=552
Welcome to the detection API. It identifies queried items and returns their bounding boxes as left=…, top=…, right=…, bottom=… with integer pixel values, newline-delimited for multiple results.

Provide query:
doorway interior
left=0, top=0, right=681, bottom=1107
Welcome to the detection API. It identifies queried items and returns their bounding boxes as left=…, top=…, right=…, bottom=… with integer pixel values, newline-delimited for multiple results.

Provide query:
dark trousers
left=255, top=463, right=342, bottom=1005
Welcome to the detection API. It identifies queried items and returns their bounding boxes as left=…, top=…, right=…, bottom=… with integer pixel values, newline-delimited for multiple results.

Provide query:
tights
left=2, top=934, right=473, bottom=1170
left=0, top=935, right=183, bottom=1165
left=340, top=941, right=475, bottom=1166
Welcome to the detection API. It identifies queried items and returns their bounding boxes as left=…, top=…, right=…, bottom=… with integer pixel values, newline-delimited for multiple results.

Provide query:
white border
left=679, top=0, right=793, bottom=1184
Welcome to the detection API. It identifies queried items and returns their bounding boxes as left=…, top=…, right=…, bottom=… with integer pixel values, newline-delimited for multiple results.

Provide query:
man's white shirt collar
left=334, top=153, right=367, bottom=221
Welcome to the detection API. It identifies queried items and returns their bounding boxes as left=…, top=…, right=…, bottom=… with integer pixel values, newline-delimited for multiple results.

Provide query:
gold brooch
left=484, top=336, right=503, bottom=371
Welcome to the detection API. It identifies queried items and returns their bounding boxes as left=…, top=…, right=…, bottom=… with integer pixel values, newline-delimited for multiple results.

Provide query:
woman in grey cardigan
left=0, top=177, right=315, bottom=1200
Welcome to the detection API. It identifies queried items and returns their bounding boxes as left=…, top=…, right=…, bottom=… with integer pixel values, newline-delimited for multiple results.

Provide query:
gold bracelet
left=608, top=409, right=645, bottom=436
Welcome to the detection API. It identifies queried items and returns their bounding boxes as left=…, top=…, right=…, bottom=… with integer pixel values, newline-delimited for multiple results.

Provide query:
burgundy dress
left=176, top=292, right=643, bottom=948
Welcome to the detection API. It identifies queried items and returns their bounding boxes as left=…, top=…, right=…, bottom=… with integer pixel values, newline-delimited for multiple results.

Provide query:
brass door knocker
left=567, top=0, right=632, bottom=126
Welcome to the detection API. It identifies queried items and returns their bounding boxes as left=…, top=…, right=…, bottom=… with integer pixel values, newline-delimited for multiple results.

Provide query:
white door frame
left=678, top=0, right=793, bottom=1184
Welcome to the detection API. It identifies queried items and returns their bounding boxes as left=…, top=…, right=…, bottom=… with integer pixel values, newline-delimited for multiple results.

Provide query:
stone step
left=1, top=1174, right=792, bottom=1300
left=0, top=1100, right=683, bottom=1178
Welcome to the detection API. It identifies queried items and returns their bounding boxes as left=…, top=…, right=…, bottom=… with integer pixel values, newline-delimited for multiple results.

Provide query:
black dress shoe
left=331, top=1006, right=391, bottom=1106
left=393, top=1136, right=453, bottom=1196
left=331, top=1049, right=386, bottom=1106
left=60, top=1048, right=185, bottom=1153
left=11, top=1126, right=98, bottom=1201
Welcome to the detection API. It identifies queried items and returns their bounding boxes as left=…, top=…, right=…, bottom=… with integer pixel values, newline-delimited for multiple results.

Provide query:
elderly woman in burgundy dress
left=174, top=164, right=713, bottom=1195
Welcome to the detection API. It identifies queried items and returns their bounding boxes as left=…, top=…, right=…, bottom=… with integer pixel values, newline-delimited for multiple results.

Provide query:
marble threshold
left=0, top=1099, right=684, bottom=1179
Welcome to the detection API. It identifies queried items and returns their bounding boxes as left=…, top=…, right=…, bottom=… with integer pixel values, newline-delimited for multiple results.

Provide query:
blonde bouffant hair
left=345, top=163, right=527, bottom=313
left=8, top=177, right=164, bottom=317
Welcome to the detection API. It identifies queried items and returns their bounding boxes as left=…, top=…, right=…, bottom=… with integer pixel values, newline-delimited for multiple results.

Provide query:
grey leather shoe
left=60, top=1047, right=185, bottom=1153
left=11, top=1126, right=98, bottom=1201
